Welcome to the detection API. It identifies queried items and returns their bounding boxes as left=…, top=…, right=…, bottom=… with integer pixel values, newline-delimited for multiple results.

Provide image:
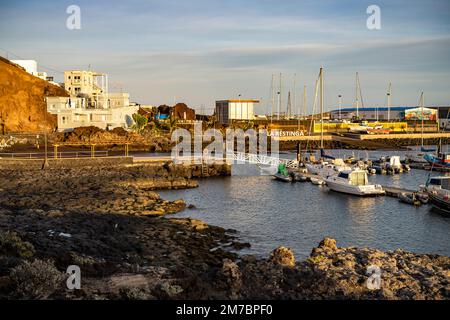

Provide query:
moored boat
left=325, top=169, right=385, bottom=196
left=428, top=191, right=450, bottom=214
left=273, top=164, right=293, bottom=182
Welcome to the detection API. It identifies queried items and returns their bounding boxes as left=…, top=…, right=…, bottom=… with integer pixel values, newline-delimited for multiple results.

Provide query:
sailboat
left=305, top=67, right=354, bottom=177
left=406, top=92, right=436, bottom=164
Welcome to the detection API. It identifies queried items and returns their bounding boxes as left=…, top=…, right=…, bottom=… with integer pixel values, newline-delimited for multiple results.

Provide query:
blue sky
left=1, top=0, right=450, bottom=114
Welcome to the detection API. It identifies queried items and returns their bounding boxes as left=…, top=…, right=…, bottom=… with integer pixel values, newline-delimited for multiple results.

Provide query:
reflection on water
left=159, top=148, right=450, bottom=259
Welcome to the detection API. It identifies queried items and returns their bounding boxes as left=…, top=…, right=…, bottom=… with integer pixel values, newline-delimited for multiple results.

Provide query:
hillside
left=0, top=57, right=68, bottom=133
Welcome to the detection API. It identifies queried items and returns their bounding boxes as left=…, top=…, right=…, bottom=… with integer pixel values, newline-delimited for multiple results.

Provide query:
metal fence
left=0, top=151, right=109, bottom=159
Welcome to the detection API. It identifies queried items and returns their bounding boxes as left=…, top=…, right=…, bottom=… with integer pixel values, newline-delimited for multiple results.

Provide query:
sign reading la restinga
left=269, top=130, right=305, bottom=137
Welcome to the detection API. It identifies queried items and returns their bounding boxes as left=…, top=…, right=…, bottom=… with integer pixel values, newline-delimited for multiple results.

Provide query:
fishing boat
left=421, top=176, right=450, bottom=193
left=428, top=191, right=450, bottom=214
left=421, top=176, right=450, bottom=214
left=424, top=153, right=450, bottom=170
left=325, top=169, right=385, bottom=196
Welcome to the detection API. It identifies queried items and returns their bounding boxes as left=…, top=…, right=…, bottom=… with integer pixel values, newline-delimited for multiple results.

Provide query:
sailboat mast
left=387, top=82, right=392, bottom=122
left=320, top=67, right=324, bottom=149
left=355, top=72, right=360, bottom=119
left=277, top=73, right=282, bottom=120
left=421, top=91, right=425, bottom=147
left=270, top=74, right=274, bottom=124
left=303, top=85, right=307, bottom=119
left=293, top=73, right=296, bottom=119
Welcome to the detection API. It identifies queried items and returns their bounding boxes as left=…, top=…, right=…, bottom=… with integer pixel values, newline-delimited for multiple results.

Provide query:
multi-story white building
left=46, top=70, right=138, bottom=132
left=215, top=99, right=259, bottom=124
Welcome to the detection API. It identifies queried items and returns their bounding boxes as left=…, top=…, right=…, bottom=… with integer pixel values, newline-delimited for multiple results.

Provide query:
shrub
left=0, top=231, right=35, bottom=258
left=9, top=259, right=65, bottom=299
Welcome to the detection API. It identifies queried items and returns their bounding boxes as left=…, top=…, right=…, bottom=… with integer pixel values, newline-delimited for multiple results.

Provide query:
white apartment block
left=46, top=70, right=138, bottom=132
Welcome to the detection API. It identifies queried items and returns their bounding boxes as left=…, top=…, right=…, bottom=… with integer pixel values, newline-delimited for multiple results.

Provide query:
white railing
left=226, top=152, right=299, bottom=168
left=171, top=152, right=299, bottom=168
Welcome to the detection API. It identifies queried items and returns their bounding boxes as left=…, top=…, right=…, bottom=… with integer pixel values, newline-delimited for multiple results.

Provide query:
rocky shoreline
left=0, top=162, right=448, bottom=300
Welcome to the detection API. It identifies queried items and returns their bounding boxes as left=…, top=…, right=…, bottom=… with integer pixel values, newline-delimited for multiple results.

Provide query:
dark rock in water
left=187, top=204, right=196, bottom=209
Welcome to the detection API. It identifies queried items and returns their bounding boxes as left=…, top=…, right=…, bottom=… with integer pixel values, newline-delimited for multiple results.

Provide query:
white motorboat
left=325, top=169, right=385, bottom=196
left=306, top=158, right=353, bottom=178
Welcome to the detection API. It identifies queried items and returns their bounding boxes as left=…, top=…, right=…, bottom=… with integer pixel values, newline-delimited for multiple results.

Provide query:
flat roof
left=216, top=99, right=260, bottom=103
left=331, top=106, right=450, bottom=113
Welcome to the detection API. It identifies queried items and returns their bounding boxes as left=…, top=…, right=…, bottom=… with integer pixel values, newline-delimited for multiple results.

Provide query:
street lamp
left=338, top=94, right=342, bottom=120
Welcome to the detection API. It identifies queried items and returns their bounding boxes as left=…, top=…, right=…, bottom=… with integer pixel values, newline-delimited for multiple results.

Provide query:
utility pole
left=338, top=94, right=342, bottom=120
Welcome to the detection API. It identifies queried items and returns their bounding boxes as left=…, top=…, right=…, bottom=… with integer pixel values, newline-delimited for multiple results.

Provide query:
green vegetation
left=9, top=259, right=65, bottom=299
left=0, top=231, right=35, bottom=258
left=131, top=113, right=149, bottom=133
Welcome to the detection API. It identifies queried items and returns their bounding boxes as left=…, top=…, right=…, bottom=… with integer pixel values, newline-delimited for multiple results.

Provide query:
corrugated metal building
left=330, top=106, right=450, bottom=121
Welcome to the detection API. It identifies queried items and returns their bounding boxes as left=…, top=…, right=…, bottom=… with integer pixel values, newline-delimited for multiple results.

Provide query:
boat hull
left=273, top=173, right=293, bottom=182
left=325, top=179, right=385, bottom=196
left=428, top=192, right=450, bottom=214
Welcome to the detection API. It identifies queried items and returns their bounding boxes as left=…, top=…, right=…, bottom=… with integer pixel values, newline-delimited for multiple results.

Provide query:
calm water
left=159, top=148, right=450, bottom=259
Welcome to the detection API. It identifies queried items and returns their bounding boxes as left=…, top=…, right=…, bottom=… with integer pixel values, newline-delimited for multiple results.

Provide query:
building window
left=62, top=116, right=66, bottom=124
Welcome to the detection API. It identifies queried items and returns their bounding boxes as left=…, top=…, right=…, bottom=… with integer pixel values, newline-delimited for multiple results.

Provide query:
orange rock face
left=0, top=57, right=68, bottom=133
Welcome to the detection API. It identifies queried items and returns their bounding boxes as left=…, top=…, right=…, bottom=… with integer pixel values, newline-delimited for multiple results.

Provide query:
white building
left=46, top=70, right=138, bottom=132
left=11, top=60, right=52, bottom=82
left=215, top=99, right=259, bottom=124
left=11, top=60, right=38, bottom=75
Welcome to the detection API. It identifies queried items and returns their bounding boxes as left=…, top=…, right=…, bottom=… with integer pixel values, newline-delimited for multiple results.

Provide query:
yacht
left=325, top=169, right=385, bottom=196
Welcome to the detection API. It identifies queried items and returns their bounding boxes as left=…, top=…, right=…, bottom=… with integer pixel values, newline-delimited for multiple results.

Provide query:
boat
left=428, top=191, right=450, bottom=214
left=306, top=157, right=353, bottom=178
left=405, top=152, right=429, bottom=164
left=421, top=176, right=450, bottom=193
left=273, top=164, right=293, bottom=182
left=421, top=176, right=450, bottom=214
left=405, top=93, right=436, bottom=164
left=424, top=153, right=450, bottom=170
left=310, top=177, right=325, bottom=185
left=325, top=169, right=385, bottom=196
left=293, top=172, right=308, bottom=182
left=398, top=192, right=421, bottom=206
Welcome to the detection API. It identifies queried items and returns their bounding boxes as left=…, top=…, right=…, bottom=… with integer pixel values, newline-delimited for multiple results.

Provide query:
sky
left=1, top=0, right=450, bottom=114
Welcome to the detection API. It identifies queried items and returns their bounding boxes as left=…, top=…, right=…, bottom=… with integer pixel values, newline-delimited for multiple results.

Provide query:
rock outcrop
left=0, top=57, right=68, bottom=133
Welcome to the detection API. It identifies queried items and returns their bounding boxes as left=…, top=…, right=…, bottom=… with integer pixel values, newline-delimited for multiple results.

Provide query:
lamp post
left=338, top=94, right=342, bottom=120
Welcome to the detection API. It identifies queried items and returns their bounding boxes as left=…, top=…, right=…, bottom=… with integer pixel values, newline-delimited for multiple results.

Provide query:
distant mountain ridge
left=0, top=57, right=68, bottom=133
